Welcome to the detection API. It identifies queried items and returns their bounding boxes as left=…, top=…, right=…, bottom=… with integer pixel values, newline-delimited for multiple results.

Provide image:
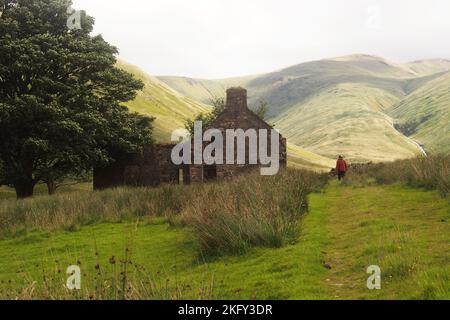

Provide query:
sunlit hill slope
left=117, top=61, right=210, bottom=143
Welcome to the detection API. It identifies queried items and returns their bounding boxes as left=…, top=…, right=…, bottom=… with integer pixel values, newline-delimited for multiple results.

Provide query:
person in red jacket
left=336, top=155, right=348, bottom=181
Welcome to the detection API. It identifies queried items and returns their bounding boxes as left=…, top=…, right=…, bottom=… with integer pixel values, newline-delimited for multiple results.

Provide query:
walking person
left=336, top=155, right=348, bottom=181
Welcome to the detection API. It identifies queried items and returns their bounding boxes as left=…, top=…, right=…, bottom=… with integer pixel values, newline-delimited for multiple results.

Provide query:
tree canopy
left=0, top=0, right=153, bottom=198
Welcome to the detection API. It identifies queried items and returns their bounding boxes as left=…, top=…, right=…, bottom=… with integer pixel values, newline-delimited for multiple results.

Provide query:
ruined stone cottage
left=93, top=87, right=287, bottom=190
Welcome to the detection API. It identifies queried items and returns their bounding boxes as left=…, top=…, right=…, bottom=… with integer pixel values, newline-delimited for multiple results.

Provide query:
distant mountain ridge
left=157, top=54, right=450, bottom=161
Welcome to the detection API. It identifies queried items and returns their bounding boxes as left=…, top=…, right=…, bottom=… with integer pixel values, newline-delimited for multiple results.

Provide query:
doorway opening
left=203, top=165, right=217, bottom=181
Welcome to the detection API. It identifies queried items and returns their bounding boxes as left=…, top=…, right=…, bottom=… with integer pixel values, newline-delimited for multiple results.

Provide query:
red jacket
left=336, top=159, right=348, bottom=172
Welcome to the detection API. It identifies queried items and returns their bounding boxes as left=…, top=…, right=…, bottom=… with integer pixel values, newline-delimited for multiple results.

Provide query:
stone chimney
left=226, top=87, right=247, bottom=113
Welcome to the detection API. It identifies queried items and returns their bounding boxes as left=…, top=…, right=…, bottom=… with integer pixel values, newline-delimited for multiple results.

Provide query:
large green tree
left=0, top=0, right=153, bottom=198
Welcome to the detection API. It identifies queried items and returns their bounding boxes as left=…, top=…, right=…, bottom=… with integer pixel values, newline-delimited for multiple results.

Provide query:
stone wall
left=189, top=87, right=287, bottom=182
left=93, top=144, right=181, bottom=190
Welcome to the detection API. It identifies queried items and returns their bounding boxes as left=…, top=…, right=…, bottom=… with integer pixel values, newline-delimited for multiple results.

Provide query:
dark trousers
left=337, top=171, right=346, bottom=181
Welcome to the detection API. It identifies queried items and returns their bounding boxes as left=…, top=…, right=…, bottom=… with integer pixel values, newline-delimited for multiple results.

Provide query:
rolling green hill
left=287, top=143, right=335, bottom=171
left=274, top=83, right=419, bottom=162
left=405, top=59, right=450, bottom=76
left=116, top=61, right=210, bottom=142
left=389, top=72, right=450, bottom=154
left=157, top=75, right=256, bottom=105
left=157, top=55, right=450, bottom=161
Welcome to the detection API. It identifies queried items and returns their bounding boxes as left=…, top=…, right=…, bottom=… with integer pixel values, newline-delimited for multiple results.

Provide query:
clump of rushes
left=182, top=169, right=328, bottom=256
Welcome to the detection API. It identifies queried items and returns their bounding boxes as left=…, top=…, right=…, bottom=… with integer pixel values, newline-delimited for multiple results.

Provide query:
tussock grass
left=346, top=155, right=450, bottom=197
left=182, top=170, right=327, bottom=256
left=0, top=185, right=189, bottom=238
left=0, top=169, right=327, bottom=257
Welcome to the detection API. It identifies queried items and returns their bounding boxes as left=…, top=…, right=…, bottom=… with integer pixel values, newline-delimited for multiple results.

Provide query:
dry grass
left=182, top=170, right=327, bottom=256
left=0, top=184, right=190, bottom=238
left=346, top=155, right=450, bottom=197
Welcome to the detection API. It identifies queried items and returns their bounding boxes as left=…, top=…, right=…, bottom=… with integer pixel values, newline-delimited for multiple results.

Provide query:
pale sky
left=72, top=0, right=450, bottom=79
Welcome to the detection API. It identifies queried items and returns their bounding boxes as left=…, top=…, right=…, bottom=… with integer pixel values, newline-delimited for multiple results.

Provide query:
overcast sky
left=72, top=0, right=450, bottom=79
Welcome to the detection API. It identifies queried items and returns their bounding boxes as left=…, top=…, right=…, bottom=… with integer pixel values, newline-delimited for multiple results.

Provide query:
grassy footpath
left=323, top=181, right=449, bottom=299
left=0, top=182, right=448, bottom=299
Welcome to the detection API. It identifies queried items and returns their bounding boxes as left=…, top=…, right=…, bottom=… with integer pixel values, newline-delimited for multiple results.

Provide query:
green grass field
left=1, top=181, right=448, bottom=299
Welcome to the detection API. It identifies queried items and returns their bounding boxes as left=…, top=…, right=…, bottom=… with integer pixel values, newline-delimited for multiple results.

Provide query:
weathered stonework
left=188, top=87, right=287, bottom=182
left=93, top=144, right=184, bottom=190
left=93, top=87, right=287, bottom=189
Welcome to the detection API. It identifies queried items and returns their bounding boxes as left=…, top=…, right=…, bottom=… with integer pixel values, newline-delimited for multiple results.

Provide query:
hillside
left=156, top=75, right=255, bottom=105
left=287, top=143, right=336, bottom=171
left=389, top=72, right=450, bottom=154
left=158, top=55, right=450, bottom=161
left=405, top=59, right=450, bottom=76
left=274, top=83, right=419, bottom=161
left=116, top=61, right=210, bottom=142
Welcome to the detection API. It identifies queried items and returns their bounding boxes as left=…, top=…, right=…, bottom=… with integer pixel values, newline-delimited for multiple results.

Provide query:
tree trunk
left=14, top=181, right=35, bottom=199
left=46, top=179, right=57, bottom=195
